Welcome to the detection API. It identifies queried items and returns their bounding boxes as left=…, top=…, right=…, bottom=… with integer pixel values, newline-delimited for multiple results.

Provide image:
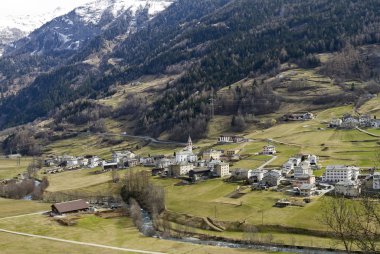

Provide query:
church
left=175, top=136, right=197, bottom=163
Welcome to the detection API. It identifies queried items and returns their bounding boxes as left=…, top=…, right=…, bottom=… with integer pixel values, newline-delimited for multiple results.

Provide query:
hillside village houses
left=329, top=113, right=380, bottom=129
left=282, top=112, right=314, bottom=121
left=218, top=135, right=246, bottom=143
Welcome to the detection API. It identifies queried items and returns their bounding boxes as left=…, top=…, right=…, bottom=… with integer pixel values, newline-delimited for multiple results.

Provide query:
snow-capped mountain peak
left=74, top=0, right=173, bottom=25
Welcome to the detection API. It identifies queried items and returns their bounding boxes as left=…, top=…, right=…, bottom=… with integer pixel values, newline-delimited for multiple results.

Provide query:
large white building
left=175, top=136, right=197, bottom=163
left=322, top=165, right=360, bottom=183
left=373, top=172, right=380, bottom=190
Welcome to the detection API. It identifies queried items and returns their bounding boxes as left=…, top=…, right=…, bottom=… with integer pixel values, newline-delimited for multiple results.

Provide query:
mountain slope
left=0, top=0, right=173, bottom=98
left=1, top=0, right=380, bottom=139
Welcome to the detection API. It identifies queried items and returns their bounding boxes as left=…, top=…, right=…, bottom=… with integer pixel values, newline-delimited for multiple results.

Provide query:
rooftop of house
left=326, top=165, right=359, bottom=171
left=299, top=184, right=316, bottom=190
left=52, top=199, right=89, bottom=214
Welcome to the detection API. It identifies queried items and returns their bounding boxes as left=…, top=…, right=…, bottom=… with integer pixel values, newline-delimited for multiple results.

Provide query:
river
left=139, top=209, right=347, bottom=254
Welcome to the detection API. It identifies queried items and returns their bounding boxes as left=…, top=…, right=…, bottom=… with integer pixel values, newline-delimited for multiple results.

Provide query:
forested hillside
left=1, top=0, right=380, bottom=140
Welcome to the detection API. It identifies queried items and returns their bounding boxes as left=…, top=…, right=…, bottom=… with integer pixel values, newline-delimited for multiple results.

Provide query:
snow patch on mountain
left=75, top=0, right=173, bottom=25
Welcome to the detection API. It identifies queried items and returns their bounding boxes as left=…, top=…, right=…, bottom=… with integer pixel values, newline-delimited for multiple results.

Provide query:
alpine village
left=0, top=0, right=380, bottom=253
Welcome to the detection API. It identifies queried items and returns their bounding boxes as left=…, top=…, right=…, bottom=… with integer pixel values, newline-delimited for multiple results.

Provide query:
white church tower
left=187, top=135, right=193, bottom=152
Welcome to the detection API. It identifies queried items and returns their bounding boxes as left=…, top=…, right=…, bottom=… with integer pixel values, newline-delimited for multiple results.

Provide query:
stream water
left=139, top=209, right=346, bottom=254
left=22, top=179, right=40, bottom=200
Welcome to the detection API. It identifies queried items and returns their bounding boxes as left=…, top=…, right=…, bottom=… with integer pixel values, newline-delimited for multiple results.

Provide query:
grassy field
left=0, top=157, right=32, bottom=179
left=0, top=213, right=275, bottom=254
left=153, top=178, right=327, bottom=231
left=0, top=198, right=50, bottom=218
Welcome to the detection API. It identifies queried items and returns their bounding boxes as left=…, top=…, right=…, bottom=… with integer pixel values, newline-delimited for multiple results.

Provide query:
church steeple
left=187, top=135, right=193, bottom=152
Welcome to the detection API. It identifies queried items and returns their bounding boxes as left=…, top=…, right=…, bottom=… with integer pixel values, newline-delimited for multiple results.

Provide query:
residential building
left=322, top=165, right=360, bottom=183
left=139, top=157, right=155, bottom=166
left=329, top=118, right=343, bottom=128
left=225, top=149, right=240, bottom=157
left=335, top=180, right=361, bottom=197
left=189, top=168, right=211, bottom=182
left=231, top=169, right=251, bottom=181
left=218, top=135, right=245, bottom=143
left=299, top=184, right=317, bottom=197
left=169, top=163, right=194, bottom=177
left=292, top=176, right=316, bottom=188
left=202, top=149, right=222, bottom=161
left=294, top=161, right=313, bottom=179
left=288, top=157, right=302, bottom=167
left=214, top=163, right=230, bottom=178
left=262, top=145, right=276, bottom=155
left=261, top=170, right=282, bottom=187
left=156, top=158, right=174, bottom=169
left=283, top=112, right=314, bottom=121
left=86, top=155, right=100, bottom=168
left=249, top=169, right=267, bottom=183
left=112, top=151, right=136, bottom=163
left=102, top=161, right=118, bottom=171
left=371, top=119, right=380, bottom=128
left=125, top=159, right=139, bottom=168
left=373, top=172, right=380, bottom=190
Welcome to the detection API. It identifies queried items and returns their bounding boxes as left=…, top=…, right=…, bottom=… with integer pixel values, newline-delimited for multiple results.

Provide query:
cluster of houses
left=329, top=114, right=380, bottom=129
left=228, top=152, right=377, bottom=198
left=44, top=155, right=101, bottom=174
left=282, top=112, right=315, bottom=121
left=217, top=135, right=248, bottom=144
left=152, top=137, right=232, bottom=182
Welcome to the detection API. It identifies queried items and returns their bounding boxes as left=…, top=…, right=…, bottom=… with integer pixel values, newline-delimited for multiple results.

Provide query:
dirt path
left=355, top=127, right=380, bottom=138
left=257, top=155, right=278, bottom=169
left=0, top=228, right=166, bottom=254
left=0, top=211, right=48, bottom=220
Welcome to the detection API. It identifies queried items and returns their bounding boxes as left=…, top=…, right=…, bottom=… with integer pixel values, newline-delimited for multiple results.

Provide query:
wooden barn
left=51, top=199, right=89, bottom=215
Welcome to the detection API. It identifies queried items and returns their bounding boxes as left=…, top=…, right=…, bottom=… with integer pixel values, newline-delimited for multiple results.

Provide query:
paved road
left=66, top=131, right=186, bottom=146
left=121, top=133, right=186, bottom=145
left=258, top=156, right=278, bottom=169
left=0, top=228, right=166, bottom=254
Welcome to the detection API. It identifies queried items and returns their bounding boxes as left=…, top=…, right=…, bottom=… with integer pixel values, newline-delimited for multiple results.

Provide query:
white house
left=335, top=180, right=361, bottom=197
left=294, top=161, right=313, bottom=179
left=309, top=155, right=318, bottom=165
left=329, top=118, right=343, bottom=128
left=288, top=157, right=302, bottom=167
left=371, top=119, right=380, bottom=128
left=322, top=165, right=360, bottom=183
left=112, top=151, right=136, bottom=163
left=263, top=145, right=276, bottom=155
left=169, top=163, right=194, bottom=177
left=231, top=169, right=251, bottom=181
left=299, top=184, right=317, bottom=197
left=156, top=158, right=174, bottom=169
left=202, top=149, right=222, bottom=161
left=373, top=172, right=380, bottom=190
left=249, top=169, right=267, bottom=183
left=261, top=170, right=282, bottom=187
left=214, top=163, right=230, bottom=178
